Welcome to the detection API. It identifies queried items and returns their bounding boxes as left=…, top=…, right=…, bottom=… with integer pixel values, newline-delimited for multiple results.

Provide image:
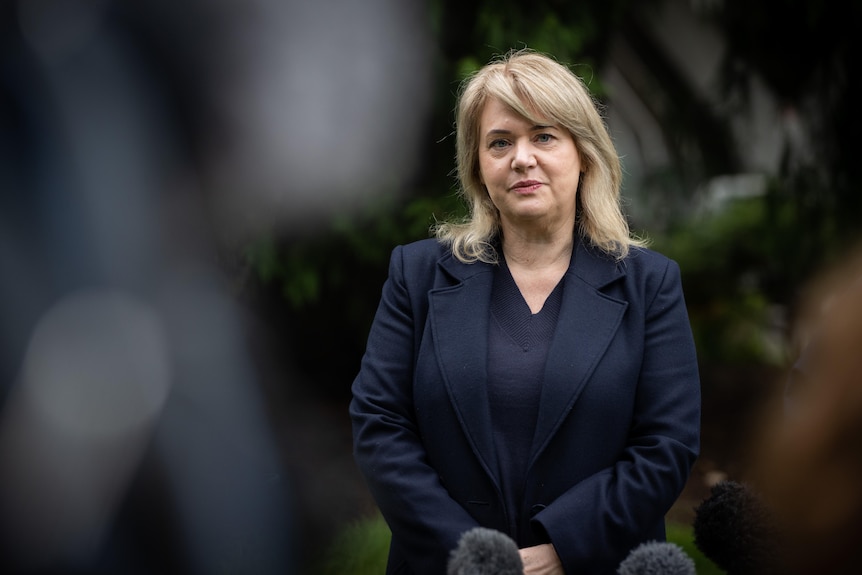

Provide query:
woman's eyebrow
left=485, top=124, right=555, bottom=136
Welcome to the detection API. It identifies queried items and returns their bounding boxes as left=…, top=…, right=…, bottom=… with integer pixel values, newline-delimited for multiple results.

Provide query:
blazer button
left=529, top=504, right=546, bottom=517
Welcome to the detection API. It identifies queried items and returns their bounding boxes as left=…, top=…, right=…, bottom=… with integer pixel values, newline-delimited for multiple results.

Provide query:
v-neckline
left=491, top=259, right=564, bottom=350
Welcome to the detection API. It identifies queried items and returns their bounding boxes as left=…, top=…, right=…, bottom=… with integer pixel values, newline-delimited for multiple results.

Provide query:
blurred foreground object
left=0, top=0, right=431, bottom=572
left=0, top=290, right=171, bottom=568
left=447, top=527, right=523, bottom=575
left=616, top=540, right=696, bottom=575
left=692, top=480, right=779, bottom=575
left=753, top=245, right=862, bottom=573
left=692, top=246, right=862, bottom=575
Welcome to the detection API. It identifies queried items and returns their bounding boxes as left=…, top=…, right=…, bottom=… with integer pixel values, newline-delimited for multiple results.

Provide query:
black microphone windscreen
left=447, top=527, right=523, bottom=575
left=617, top=540, right=696, bottom=575
left=692, top=480, right=778, bottom=575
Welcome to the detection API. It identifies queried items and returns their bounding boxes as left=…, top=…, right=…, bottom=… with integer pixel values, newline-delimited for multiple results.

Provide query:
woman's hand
left=519, top=543, right=564, bottom=574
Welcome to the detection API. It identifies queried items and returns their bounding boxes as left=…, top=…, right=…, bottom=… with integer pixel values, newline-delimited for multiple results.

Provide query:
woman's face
left=477, top=97, right=581, bottom=236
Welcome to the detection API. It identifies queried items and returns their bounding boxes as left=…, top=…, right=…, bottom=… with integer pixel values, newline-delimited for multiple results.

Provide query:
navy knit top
left=487, top=256, right=564, bottom=543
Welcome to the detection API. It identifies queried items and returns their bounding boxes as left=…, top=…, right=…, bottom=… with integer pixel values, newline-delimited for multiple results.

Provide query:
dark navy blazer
left=350, top=237, right=701, bottom=574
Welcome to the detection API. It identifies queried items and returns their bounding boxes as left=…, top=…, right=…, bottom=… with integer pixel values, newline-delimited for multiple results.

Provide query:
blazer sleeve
left=349, top=245, right=479, bottom=574
left=532, top=257, right=701, bottom=574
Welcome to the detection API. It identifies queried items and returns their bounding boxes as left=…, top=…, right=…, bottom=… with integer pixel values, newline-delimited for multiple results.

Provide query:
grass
left=312, top=513, right=725, bottom=575
left=666, top=521, right=725, bottom=575
left=312, top=513, right=392, bottom=575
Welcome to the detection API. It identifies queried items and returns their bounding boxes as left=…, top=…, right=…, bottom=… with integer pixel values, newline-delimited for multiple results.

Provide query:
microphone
left=617, top=541, right=696, bottom=575
left=447, top=527, right=524, bottom=575
left=692, top=480, right=779, bottom=575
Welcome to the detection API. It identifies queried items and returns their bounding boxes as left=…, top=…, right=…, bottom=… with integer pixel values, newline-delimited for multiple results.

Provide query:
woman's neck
left=501, top=228, right=574, bottom=270
left=500, top=228, right=574, bottom=314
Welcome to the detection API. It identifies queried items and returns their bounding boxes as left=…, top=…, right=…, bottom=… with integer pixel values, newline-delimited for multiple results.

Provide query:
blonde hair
left=435, top=48, right=645, bottom=263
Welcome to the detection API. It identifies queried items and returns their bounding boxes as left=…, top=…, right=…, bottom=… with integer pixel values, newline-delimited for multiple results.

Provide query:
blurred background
left=1, top=0, right=859, bottom=573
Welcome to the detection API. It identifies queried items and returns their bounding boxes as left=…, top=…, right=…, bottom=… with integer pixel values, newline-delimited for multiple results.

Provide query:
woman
left=350, top=49, right=701, bottom=575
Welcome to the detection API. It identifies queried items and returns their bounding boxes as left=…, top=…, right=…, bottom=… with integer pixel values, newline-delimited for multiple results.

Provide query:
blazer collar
left=529, top=240, right=629, bottom=465
left=568, top=237, right=627, bottom=289
left=430, top=237, right=629, bottom=478
left=436, top=236, right=626, bottom=288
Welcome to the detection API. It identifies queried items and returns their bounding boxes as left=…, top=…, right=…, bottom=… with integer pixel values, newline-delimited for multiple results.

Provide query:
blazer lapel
left=428, top=255, right=499, bottom=480
left=528, top=241, right=629, bottom=466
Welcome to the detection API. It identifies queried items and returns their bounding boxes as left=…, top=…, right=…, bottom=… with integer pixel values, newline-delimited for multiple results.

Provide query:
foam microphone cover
left=617, top=541, right=696, bottom=575
left=692, top=480, right=778, bottom=575
left=447, top=527, right=524, bottom=575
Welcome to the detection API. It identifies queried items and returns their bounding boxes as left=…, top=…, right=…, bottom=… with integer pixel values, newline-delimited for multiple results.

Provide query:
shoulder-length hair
left=434, top=48, right=646, bottom=263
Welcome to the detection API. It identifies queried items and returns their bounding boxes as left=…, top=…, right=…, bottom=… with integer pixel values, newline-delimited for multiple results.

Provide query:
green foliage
left=474, top=5, right=586, bottom=64
left=240, top=190, right=469, bottom=401
left=311, top=513, right=391, bottom=575
left=245, top=238, right=320, bottom=309
left=666, top=521, right=725, bottom=575
left=311, top=514, right=725, bottom=575
left=652, top=194, right=791, bottom=366
left=244, top=190, right=466, bottom=311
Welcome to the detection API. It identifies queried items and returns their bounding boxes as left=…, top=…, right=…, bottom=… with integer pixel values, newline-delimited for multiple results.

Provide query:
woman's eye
left=536, top=133, right=553, bottom=143
left=490, top=139, right=509, bottom=149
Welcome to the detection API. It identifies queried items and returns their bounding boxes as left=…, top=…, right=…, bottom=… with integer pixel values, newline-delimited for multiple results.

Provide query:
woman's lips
left=510, top=180, right=542, bottom=193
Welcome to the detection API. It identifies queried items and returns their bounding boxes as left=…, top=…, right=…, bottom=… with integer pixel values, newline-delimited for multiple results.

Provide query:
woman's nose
left=511, top=142, right=536, bottom=170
